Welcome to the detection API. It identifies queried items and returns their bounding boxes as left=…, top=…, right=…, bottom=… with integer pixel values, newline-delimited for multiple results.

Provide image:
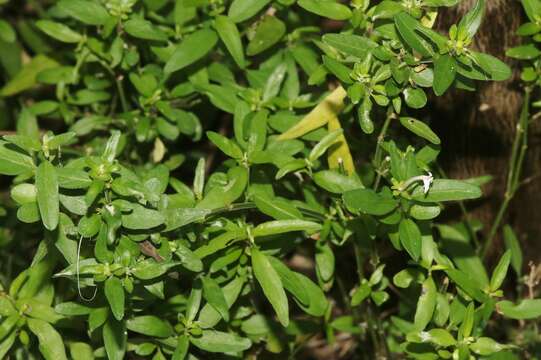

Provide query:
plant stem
left=483, top=89, right=531, bottom=259
left=115, top=75, right=129, bottom=113
left=373, top=112, right=394, bottom=190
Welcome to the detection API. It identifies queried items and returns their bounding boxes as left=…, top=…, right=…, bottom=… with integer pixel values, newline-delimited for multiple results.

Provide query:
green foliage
left=0, top=0, right=538, bottom=359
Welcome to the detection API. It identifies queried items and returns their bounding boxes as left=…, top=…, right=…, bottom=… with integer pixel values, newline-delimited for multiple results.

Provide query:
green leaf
left=228, top=0, right=272, bottom=23
left=358, top=97, right=374, bottom=134
left=172, top=335, right=189, bottom=360
left=190, top=330, right=252, bottom=353
left=393, top=268, right=425, bottom=288
left=316, top=241, right=335, bottom=283
left=505, top=44, right=541, bottom=60
left=503, top=225, right=522, bottom=276
left=433, top=55, right=457, bottom=96
left=496, top=299, right=541, bottom=319
left=322, top=33, right=377, bottom=59
left=165, top=29, right=218, bottom=73
left=56, top=168, right=92, bottom=189
left=198, top=276, right=244, bottom=328
left=489, top=250, right=511, bottom=292
left=0, top=20, right=15, bottom=43
left=343, top=188, right=398, bottom=215
left=132, top=260, right=178, bottom=280
left=267, top=256, right=309, bottom=306
left=313, top=170, right=363, bottom=194
left=251, top=247, right=289, bottom=326
left=186, top=280, right=202, bottom=322
left=164, top=208, right=210, bottom=231
left=309, top=129, right=343, bottom=162
left=121, top=204, right=165, bottom=230
left=1, top=54, right=58, bottom=96
left=206, top=131, right=243, bottom=159
left=0, top=314, right=19, bottom=341
left=215, top=15, right=245, bottom=67
left=399, top=117, right=440, bottom=145
left=68, top=342, right=95, bottom=360
left=126, top=316, right=174, bottom=338
left=295, top=272, right=328, bottom=316
left=323, top=56, right=353, bottom=84
left=57, top=0, right=110, bottom=25
left=468, top=52, right=512, bottom=81
left=394, top=12, right=433, bottom=57
left=445, top=269, right=486, bottom=302
left=201, top=276, right=230, bottom=322
left=246, top=16, right=286, bottom=56
left=523, top=0, right=541, bottom=22
left=0, top=332, right=16, bottom=359
left=399, top=218, right=422, bottom=261
left=174, top=243, right=204, bottom=272
left=457, top=0, right=485, bottom=40
left=124, top=18, right=168, bottom=41
left=54, top=302, right=93, bottom=316
left=409, top=203, right=441, bottom=220
left=252, top=219, right=321, bottom=237
left=298, top=0, right=353, bottom=20
left=105, top=277, right=125, bottom=321
left=103, top=318, right=126, bottom=360
left=459, top=302, right=475, bottom=338
left=403, top=88, right=427, bottom=109
left=427, top=328, right=457, bottom=347
left=36, top=161, right=59, bottom=231
left=11, top=183, right=37, bottom=204
left=470, top=337, right=508, bottom=356
left=351, top=281, right=372, bottom=306
left=27, top=318, right=67, bottom=360
left=35, top=20, right=82, bottom=43
left=253, top=194, right=303, bottom=220
left=196, top=166, right=248, bottom=209
left=411, top=179, right=482, bottom=202
left=413, top=277, right=437, bottom=331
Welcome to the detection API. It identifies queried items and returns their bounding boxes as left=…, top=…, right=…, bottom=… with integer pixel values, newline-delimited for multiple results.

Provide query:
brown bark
left=434, top=0, right=541, bottom=261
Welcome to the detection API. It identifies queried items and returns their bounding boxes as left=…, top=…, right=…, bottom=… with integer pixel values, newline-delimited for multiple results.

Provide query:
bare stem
left=373, top=112, right=394, bottom=190
left=483, top=89, right=531, bottom=259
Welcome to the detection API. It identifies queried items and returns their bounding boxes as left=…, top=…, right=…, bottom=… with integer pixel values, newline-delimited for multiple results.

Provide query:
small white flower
left=420, top=331, right=431, bottom=342
left=421, top=171, right=433, bottom=194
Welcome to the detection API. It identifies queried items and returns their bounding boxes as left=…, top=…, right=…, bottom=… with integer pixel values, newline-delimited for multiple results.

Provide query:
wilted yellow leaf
left=327, top=114, right=355, bottom=175
left=277, top=86, right=347, bottom=140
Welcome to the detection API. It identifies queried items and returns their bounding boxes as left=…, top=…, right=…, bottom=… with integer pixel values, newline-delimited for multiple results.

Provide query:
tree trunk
left=434, top=0, right=541, bottom=261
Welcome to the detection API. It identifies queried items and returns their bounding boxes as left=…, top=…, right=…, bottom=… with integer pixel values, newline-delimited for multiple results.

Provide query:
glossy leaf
left=165, top=29, right=218, bottom=73
left=433, top=55, right=457, bottom=95
left=298, top=0, right=352, bottom=20
left=251, top=247, right=289, bottom=326
left=215, top=15, right=245, bottom=67
left=190, top=330, right=252, bottom=353
left=411, top=179, right=482, bottom=202
left=105, top=277, right=125, bottom=321
left=27, top=318, right=67, bottom=360
left=36, top=161, right=59, bottom=231
left=413, top=277, right=437, bottom=330
left=343, top=188, right=398, bottom=215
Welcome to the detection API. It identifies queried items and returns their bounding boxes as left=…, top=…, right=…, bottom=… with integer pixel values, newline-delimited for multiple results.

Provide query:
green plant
left=0, top=0, right=539, bottom=359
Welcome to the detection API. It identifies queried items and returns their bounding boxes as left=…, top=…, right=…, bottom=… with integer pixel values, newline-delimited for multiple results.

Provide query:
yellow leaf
left=420, top=10, right=438, bottom=28
left=327, top=114, right=355, bottom=175
left=277, top=86, right=347, bottom=140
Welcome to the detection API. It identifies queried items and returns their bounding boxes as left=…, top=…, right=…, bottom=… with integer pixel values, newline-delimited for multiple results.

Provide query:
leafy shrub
left=0, top=0, right=540, bottom=359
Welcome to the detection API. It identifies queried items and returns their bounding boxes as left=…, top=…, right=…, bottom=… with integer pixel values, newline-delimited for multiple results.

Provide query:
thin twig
left=483, top=88, right=531, bottom=259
